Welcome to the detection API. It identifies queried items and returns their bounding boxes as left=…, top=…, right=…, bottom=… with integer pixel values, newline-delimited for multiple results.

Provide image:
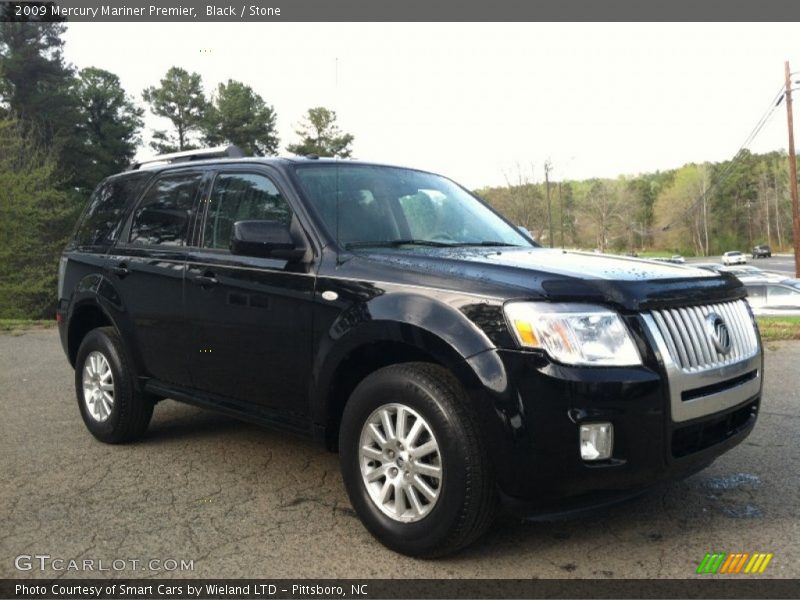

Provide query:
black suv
left=58, top=147, right=763, bottom=556
left=752, top=244, right=772, bottom=259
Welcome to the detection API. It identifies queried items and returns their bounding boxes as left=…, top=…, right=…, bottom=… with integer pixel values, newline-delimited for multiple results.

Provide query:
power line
left=656, top=83, right=787, bottom=235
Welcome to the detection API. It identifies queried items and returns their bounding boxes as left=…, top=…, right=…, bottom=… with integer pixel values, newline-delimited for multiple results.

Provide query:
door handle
left=193, top=272, right=218, bottom=287
left=111, top=263, right=129, bottom=278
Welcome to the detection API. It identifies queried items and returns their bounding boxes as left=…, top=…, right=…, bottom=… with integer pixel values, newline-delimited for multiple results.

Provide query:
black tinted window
left=203, top=173, right=291, bottom=250
left=129, top=174, right=202, bottom=246
left=73, top=174, right=150, bottom=247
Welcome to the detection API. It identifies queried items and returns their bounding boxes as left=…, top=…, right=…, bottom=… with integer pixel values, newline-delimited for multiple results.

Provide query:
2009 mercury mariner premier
left=58, top=146, right=762, bottom=556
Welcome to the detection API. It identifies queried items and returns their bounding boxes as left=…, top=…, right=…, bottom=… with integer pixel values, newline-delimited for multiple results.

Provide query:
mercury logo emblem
left=706, top=312, right=732, bottom=355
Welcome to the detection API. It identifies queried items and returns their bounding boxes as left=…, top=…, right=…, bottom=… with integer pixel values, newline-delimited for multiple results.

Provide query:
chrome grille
left=650, top=299, right=759, bottom=372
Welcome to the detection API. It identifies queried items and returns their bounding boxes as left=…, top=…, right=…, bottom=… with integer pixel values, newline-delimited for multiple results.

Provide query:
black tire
left=74, top=326, right=153, bottom=444
left=339, top=362, right=496, bottom=557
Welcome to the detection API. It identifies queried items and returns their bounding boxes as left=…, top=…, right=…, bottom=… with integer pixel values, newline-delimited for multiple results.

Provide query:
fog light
left=580, top=423, right=613, bottom=461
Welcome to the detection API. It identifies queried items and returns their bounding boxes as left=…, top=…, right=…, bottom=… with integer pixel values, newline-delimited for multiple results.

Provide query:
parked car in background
left=720, top=266, right=786, bottom=283
left=784, top=279, right=800, bottom=290
left=752, top=244, right=772, bottom=259
left=722, top=251, right=747, bottom=265
left=744, top=281, right=800, bottom=315
left=648, top=256, right=685, bottom=265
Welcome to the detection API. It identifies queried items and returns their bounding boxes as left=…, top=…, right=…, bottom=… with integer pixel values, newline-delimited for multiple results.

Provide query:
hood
left=348, top=247, right=745, bottom=311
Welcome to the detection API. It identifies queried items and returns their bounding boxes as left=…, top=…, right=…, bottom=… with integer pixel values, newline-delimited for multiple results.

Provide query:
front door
left=184, top=169, right=315, bottom=424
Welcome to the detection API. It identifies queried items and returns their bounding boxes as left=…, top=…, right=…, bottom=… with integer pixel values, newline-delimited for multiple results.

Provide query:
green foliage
left=203, top=79, right=279, bottom=156
left=480, top=151, right=796, bottom=255
left=0, top=20, right=85, bottom=186
left=74, top=67, right=143, bottom=190
left=0, top=119, right=75, bottom=319
left=0, top=20, right=74, bottom=129
left=142, top=67, right=208, bottom=152
left=654, top=163, right=712, bottom=255
left=0, top=319, right=57, bottom=333
left=287, top=107, right=354, bottom=158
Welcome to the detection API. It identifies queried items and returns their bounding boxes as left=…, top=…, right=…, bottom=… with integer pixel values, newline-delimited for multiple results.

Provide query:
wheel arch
left=66, top=300, right=117, bottom=366
left=312, top=320, right=493, bottom=452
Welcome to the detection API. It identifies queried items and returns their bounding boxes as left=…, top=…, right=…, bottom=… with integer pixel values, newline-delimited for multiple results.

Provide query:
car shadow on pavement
left=140, top=402, right=257, bottom=443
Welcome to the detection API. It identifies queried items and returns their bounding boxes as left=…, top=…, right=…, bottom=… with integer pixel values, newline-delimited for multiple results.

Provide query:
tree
left=74, top=67, right=143, bottom=191
left=501, top=164, right=546, bottom=240
left=558, top=181, right=577, bottom=247
left=203, top=80, right=278, bottom=156
left=582, top=179, right=625, bottom=252
left=711, top=150, right=759, bottom=250
left=142, top=67, right=208, bottom=152
left=0, top=118, right=73, bottom=318
left=654, top=164, right=711, bottom=255
left=0, top=19, right=84, bottom=184
left=287, top=107, right=354, bottom=158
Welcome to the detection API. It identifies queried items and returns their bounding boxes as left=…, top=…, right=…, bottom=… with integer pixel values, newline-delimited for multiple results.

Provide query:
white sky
left=63, top=22, right=798, bottom=188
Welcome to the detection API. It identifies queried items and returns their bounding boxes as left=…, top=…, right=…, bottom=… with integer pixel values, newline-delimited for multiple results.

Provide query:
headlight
left=503, top=302, right=641, bottom=366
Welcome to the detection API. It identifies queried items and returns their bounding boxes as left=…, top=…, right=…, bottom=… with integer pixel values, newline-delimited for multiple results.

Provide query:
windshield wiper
left=344, top=239, right=456, bottom=249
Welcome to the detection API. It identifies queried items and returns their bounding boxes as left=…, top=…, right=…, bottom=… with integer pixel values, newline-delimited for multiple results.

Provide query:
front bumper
left=464, top=321, right=761, bottom=517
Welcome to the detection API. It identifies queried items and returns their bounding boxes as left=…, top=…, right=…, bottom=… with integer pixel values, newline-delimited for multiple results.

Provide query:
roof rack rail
left=129, top=145, right=244, bottom=170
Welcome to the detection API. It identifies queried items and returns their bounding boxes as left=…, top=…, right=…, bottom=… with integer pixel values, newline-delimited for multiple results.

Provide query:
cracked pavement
left=1, top=330, right=798, bottom=578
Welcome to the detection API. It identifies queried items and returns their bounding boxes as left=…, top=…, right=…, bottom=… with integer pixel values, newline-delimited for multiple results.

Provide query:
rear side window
left=73, top=174, right=150, bottom=248
left=767, top=285, right=800, bottom=300
left=129, top=173, right=203, bottom=246
left=745, top=285, right=765, bottom=301
left=202, top=173, right=291, bottom=250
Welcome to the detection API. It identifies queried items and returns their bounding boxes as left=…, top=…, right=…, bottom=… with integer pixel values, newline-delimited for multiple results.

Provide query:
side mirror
left=517, top=225, right=533, bottom=240
left=230, top=220, right=306, bottom=261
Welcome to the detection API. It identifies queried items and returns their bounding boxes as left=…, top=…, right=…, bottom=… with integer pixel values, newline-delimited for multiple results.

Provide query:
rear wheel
left=339, top=363, right=496, bottom=557
left=74, top=327, right=153, bottom=443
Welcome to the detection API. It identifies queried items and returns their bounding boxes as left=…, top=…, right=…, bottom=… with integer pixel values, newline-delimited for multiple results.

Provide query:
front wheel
left=339, top=363, right=496, bottom=557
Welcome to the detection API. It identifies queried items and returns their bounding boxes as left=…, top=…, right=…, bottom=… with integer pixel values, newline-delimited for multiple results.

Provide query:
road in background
left=1, top=330, right=798, bottom=578
left=685, top=254, right=796, bottom=276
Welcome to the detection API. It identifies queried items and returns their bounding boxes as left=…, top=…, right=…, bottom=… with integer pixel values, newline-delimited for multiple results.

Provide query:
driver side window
left=203, top=173, right=291, bottom=250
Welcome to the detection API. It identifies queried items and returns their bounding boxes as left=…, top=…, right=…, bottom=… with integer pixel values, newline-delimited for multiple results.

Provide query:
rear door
left=109, top=169, right=207, bottom=386
left=765, top=284, right=800, bottom=311
left=184, top=167, right=315, bottom=425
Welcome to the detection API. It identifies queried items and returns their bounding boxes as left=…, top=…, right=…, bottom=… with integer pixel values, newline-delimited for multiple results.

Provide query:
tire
left=74, top=326, right=153, bottom=444
left=339, top=362, right=496, bottom=557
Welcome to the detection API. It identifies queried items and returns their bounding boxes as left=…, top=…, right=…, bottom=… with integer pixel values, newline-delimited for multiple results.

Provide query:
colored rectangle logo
left=697, top=552, right=773, bottom=574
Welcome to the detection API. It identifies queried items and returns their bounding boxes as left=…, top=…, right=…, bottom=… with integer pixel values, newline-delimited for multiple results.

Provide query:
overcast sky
left=64, top=22, right=798, bottom=188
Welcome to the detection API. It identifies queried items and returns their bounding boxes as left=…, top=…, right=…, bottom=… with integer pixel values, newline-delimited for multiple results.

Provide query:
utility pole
left=544, top=161, right=553, bottom=247
left=558, top=181, right=564, bottom=247
left=785, top=61, right=800, bottom=277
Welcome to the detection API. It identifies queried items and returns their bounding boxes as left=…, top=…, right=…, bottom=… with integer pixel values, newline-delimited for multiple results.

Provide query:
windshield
left=293, top=164, right=533, bottom=249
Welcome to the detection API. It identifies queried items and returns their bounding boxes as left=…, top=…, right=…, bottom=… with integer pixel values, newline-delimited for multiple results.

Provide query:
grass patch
left=0, top=319, right=58, bottom=334
left=756, top=316, right=800, bottom=341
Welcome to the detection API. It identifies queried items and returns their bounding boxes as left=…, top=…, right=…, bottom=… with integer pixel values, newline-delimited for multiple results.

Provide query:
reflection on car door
left=109, top=170, right=206, bottom=385
left=184, top=169, right=315, bottom=428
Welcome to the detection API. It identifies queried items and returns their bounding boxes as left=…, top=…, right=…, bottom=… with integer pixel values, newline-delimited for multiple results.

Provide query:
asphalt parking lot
left=686, top=254, right=796, bottom=276
left=1, top=329, right=798, bottom=579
